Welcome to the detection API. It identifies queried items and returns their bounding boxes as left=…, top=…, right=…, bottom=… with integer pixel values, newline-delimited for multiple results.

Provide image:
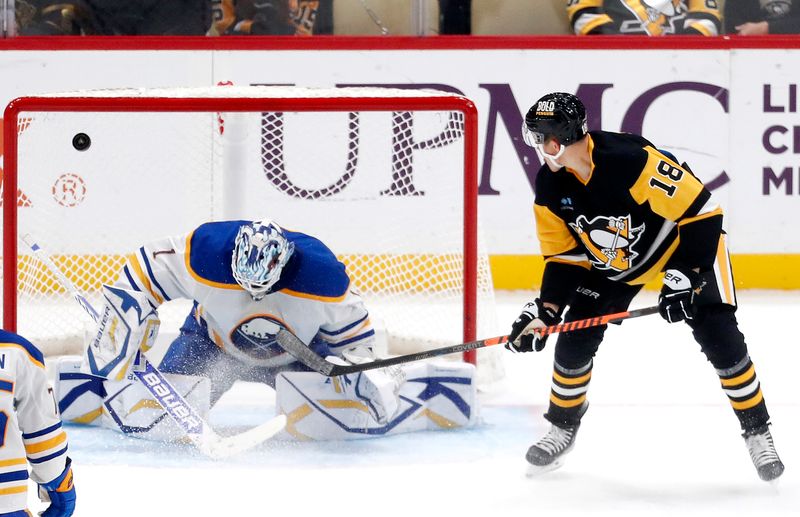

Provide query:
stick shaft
left=538, top=305, right=660, bottom=336
left=277, top=305, right=660, bottom=376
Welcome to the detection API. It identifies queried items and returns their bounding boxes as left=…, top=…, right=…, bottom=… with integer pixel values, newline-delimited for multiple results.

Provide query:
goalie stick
left=21, top=234, right=286, bottom=459
left=276, top=305, right=660, bottom=376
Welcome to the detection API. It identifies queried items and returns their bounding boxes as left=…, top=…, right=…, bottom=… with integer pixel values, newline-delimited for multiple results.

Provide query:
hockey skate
left=525, top=402, right=588, bottom=477
left=743, top=424, right=785, bottom=482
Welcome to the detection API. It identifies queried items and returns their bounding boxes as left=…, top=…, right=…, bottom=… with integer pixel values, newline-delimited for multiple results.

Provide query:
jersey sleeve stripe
left=686, top=19, right=715, bottom=36
left=0, top=343, right=44, bottom=369
left=326, top=329, right=376, bottom=349
left=280, top=287, right=349, bottom=303
left=122, top=265, right=142, bottom=292
left=126, top=253, right=165, bottom=305
left=0, top=470, right=29, bottom=483
left=138, top=247, right=171, bottom=302
left=24, top=431, right=67, bottom=455
left=27, top=446, right=68, bottom=464
left=678, top=190, right=712, bottom=220
left=677, top=205, right=723, bottom=227
left=0, top=485, right=28, bottom=496
left=545, top=255, right=592, bottom=269
left=318, top=315, right=369, bottom=336
left=567, top=0, right=603, bottom=17
left=0, top=380, right=12, bottom=393
left=0, top=459, right=26, bottom=468
left=575, top=13, right=613, bottom=35
left=21, top=422, right=61, bottom=440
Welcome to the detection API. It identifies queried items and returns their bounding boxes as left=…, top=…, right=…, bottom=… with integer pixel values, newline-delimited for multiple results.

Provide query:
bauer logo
left=140, top=371, right=203, bottom=434
left=52, top=173, right=87, bottom=207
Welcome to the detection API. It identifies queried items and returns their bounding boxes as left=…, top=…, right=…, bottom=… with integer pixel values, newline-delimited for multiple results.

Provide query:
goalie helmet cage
left=1, top=86, right=501, bottom=377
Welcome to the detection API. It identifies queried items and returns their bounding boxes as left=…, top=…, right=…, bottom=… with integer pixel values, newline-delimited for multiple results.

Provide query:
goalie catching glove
left=659, top=268, right=702, bottom=323
left=506, top=298, right=561, bottom=353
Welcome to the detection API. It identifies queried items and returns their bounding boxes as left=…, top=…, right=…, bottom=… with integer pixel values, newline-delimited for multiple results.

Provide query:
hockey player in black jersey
left=506, top=92, right=784, bottom=482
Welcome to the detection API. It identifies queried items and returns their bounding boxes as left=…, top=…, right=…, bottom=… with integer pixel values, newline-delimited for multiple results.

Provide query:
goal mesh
left=1, top=86, right=502, bottom=381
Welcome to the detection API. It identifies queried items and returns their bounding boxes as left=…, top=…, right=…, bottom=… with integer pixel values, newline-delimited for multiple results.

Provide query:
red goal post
left=2, top=86, right=500, bottom=377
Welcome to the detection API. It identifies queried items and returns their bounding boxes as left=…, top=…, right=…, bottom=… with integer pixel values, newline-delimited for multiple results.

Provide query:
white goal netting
left=1, top=86, right=503, bottom=381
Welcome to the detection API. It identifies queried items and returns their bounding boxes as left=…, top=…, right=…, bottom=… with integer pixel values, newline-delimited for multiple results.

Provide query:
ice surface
left=29, top=290, right=799, bottom=516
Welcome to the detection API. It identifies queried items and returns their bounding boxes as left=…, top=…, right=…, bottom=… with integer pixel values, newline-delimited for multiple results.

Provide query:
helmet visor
left=522, top=122, right=546, bottom=147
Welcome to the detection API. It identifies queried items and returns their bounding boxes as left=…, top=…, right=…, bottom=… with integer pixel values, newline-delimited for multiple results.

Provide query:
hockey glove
left=506, top=299, right=561, bottom=353
left=39, top=457, right=76, bottom=517
left=658, top=268, right=701, bottom=323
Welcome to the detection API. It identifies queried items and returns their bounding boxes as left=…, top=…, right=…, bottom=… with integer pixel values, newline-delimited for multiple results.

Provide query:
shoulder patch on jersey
left=186, top=220, right=247, bottom=288
left=0, top=330, right=45, bottom=368
left=275, top=231, right=350, bottom=300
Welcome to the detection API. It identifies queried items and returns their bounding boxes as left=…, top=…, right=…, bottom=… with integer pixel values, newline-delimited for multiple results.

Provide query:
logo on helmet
left=536, top=100, right=556, bottom=115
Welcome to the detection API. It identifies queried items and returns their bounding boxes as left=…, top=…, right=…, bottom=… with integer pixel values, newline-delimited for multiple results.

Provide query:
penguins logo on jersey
left=643, top=0, right=680, bottom=18
left=569, top=214, right=644, bottom=272
left=231, top=315, right=289, bottom=365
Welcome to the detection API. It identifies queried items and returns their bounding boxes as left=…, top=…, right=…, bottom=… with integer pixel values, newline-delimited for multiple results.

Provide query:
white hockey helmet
left=232, top=219, right=295, bottom=301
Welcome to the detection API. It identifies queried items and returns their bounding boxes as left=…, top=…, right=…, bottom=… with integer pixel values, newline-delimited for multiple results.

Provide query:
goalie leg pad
left=56, top=356, right=211, bottom=442
left=275, top=360, right=478, bottom=440
left=54, top=356, right=106, bottom=425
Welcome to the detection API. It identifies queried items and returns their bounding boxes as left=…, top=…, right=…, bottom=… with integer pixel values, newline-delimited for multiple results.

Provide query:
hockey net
left=1, top=86, right=503, bottom=382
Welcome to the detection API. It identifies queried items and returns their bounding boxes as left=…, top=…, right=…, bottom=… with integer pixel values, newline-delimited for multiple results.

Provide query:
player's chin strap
left=21, top=234, right=286, bottom=459
left=276, top=305, right=660, bottom=377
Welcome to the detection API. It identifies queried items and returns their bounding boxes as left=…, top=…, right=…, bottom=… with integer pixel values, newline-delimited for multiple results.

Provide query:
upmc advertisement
left=0, top=41, right=797, bottom=288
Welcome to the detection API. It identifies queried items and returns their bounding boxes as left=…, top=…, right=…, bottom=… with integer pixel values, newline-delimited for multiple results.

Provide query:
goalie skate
left=743, top=424, right=784, bottom=482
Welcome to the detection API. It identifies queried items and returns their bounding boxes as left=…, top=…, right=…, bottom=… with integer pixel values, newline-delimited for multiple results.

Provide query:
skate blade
left=525, top=459, right=565, bottom=478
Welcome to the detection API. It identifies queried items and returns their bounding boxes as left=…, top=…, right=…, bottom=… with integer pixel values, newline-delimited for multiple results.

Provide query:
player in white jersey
left=0, top=330, right=76, bottom=517
left=135, top=219, right=380, bottom=401
left=78, top=219, right=405, bottom=426
left=57, top=218, right=479, bottom=441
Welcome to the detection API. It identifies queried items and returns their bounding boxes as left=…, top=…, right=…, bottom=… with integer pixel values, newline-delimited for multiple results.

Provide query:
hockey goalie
left=54, top=218, right=478, bottom=442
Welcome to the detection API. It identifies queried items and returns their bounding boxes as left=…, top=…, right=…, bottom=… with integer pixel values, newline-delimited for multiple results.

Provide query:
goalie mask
left=232, top=220, right=295, bottom=301
left=522, top=92, right=588, bottom=162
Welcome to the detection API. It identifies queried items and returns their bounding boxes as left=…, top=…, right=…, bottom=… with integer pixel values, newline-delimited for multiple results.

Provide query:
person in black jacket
left=725, top=0, right=800, bottom=34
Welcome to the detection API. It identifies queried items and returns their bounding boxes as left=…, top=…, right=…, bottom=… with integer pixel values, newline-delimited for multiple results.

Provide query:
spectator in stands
left=438, top=0, right=471, bottom=34
left=16, top=0, right=99, bottom=35
left=17, top=0, right=210, bottom=35
left=17, top=0, right=333, bottom=36
left=568, top=0, right=721, bottom=36
left=725, top=0, right=800, bottom=34
left=208, top=0, right=332, bottom=36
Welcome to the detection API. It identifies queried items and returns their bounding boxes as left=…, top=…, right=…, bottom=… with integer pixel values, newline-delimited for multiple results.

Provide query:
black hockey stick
left=276, top=305, right=660, bottom=376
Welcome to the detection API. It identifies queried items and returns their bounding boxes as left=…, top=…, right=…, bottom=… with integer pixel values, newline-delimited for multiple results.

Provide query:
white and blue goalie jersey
left=115, top=220, right=375, bottom=367
left=0, top=330, right=69, bottom=513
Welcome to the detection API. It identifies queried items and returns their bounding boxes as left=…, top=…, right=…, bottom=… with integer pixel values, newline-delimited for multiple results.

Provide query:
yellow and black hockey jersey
left=534, top=131, right=722, bottom=306
left=209, top=0, right=322, bottom=35
left=568, top=0, right=721, bottom=36
left=0, top=330, right=69, bottom=513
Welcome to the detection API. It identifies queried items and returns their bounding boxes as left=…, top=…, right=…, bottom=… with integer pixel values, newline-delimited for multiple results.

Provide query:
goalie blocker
left=84, top=285, right=160, bottom=381
left=54, top=357, right=478, bottom=441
